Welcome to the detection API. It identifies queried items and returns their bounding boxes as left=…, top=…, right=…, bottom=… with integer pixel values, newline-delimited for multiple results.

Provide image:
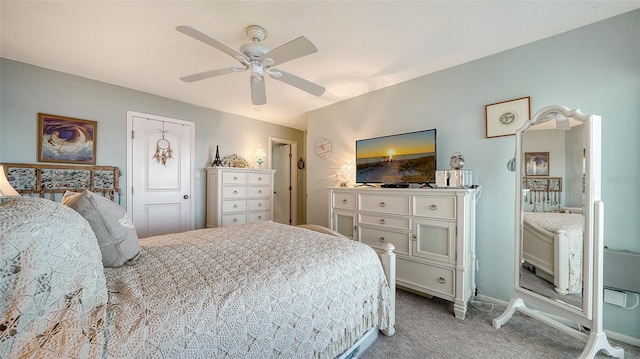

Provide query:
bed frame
left=1, top=162, right=122, bottom=203
left=522, top=219, right=572, bottom=295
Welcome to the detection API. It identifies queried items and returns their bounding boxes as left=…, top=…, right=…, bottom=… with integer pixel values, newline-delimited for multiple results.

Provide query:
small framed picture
left=524, top=152, right=549, bottom=176
left=38, top=113, right=97, bottom=165
left=485, top=96, right=530, bottom=138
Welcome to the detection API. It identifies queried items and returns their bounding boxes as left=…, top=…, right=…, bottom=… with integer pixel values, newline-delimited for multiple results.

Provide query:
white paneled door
left=127, top=111, right=194, bottom=238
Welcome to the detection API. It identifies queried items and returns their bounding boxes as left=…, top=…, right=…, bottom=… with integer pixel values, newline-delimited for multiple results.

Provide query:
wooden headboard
left=1, top=163, right=122, bottom=203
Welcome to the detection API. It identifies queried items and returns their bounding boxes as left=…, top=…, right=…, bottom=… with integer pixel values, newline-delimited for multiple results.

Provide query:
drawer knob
left=412, top=234, right=417, bottom=240
left=233, top=218, right=238, bottom=223
left=438, top=277, right=446, bottom=284
left=233, top=176, right=238, bottom=180
left=233, top=190, right=238, bottom=194
left=342, top=199, right=347, bottom=204
left=258, top=190, right=263, bottom=194
left=258, top=177, right=263, bottom=181
left=429, top=204, right=438, bottom=210
left=258, top=203, right=262, bottom=207
left=379, top=202, right=386, bottom=207
left=233, top=204, right=238, bottom=208
left=379, top=237, right=385, bottom=242
left=258, top=216, right=262, bottom=220
left=379, top=219, right=385, bottom=225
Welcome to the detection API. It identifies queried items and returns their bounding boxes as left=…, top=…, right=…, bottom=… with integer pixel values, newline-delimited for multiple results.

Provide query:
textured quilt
left=1, top=197, right=391, bottom=359
left=103, top=221, right=391, bottom=358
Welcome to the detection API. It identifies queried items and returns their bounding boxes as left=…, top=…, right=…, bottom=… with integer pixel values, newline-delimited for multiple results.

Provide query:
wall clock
left=315, top=139, right=332, bottom=159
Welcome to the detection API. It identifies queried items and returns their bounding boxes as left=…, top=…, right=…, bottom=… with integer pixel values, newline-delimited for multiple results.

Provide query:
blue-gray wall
left=0, top=58, right=305, bottom=228
left=306, top=10, right=639, bottom=340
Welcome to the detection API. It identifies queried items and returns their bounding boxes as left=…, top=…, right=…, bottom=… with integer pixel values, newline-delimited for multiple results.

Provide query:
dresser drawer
left=222, top=213, right=247, bottom=226
left=249, top=173, right=271, bottom=185
left=248, top=211, right=270, bottom=222
left=248, top=186, right=270, bottom=197
left=248, top=199, right=270, bottom=211
left=360, top=227, right=409, bottom=255
left=413, top=196, right=456, bottom=219
left=222, top=200, right=246, bottom=213
left=359, top=214, right=410, bottom=230
left=222, top=172, right=247, bottom=184
left=397, top=260, right=455, bottom=298
left=222, top=186, right=247, bottom=198
left=333, top=192, right=357, bottom=210
left=360, top=194, right=410, bottom=215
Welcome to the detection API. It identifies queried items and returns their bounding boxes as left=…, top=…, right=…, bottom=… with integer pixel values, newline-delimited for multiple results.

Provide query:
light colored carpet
left=363, top=289, right=639, bottom=359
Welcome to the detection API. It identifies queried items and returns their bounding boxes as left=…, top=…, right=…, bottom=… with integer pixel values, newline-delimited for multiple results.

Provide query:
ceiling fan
left=176, top=25, right=325, bottom=105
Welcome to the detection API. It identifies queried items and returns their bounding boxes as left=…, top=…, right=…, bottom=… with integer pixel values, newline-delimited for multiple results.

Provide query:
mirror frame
left=514, top=105, right=593, bottom=326
left=494, top=105, right=623, bottom=358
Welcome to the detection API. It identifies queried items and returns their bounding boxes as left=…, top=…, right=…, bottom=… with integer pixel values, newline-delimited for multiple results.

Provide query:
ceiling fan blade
left=180, top=67, right=244, bottom=82
left=250, top=77, right=267, bottom=105
left=263, top=36, right=318, bottom=66
left=176, top=26, right=249, bottom=62
left=270, top=69, right=325, bottom=96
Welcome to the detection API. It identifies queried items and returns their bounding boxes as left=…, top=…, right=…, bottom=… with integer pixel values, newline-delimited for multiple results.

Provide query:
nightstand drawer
left=222, top=200, right=246, bottom=213
left=359, top=214, right=410, bottom=230
left=222, top=172, right=247, bottom=184
left=222, top=186, right=247, bottom=198
left=413, top=196, right=456, bottom=219
left=248, top=186, right=270, bottom=197
left=248, top=199, right=270, bottom=211
left=222, top=214, right=247, bottom=226
left=333, top=192, right=357, bottom=210
left=360, top=227, right=409, bottom=255
left=249, top=173, right=271, bottom=185
left=360, top=194, right=410, bottom=215
left=248, top=211, right=270, bottom=222
left=397, top=260, right=455, bottom=298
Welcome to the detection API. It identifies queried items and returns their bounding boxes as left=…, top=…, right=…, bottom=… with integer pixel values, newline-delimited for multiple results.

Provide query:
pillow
left=0, top=197, right=107, bottom=356
left=62, top=190, right=141, bottom=268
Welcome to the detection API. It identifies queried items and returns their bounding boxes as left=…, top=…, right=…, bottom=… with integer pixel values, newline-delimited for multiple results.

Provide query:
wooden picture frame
left=524, top=152, right=549, bottom=176
left=38, top=113, right=97, bottom=164
left=485, top=96, right=530, bottom=138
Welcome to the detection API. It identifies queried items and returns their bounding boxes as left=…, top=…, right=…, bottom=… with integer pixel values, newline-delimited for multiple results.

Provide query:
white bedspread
left=523, top=212, right=583, bottom=294
left=103, top=221, right=391, bottom=358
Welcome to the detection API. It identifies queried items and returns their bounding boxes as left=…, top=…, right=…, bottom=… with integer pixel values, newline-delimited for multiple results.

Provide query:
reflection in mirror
left=518, top=118, right=585, bottom=310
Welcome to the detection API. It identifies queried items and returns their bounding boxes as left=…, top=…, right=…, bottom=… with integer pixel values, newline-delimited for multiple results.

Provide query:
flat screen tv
left=356, top=129, right=436, bottom=186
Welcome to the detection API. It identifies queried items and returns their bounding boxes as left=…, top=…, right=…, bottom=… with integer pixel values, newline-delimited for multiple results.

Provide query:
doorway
left=126, top=111, right=195, bottom=238
left=269, top=137, right=297, bottom=225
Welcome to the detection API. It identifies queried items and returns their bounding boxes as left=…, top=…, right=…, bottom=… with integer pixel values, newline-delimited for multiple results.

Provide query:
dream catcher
left=152, top=122, right=173, bottom=166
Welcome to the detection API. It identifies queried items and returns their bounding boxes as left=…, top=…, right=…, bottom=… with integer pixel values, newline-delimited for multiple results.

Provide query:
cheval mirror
left=493, top=105, right=623, bottom=358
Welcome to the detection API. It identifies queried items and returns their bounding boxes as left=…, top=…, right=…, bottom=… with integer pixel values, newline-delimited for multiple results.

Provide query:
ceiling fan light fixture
left=177, top=24, right=325, bottom=104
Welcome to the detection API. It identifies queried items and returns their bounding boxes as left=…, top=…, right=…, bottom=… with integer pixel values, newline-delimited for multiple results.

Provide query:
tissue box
left=448, top=169, right=473, bottom=188
left=435, top=171, right=449, bottom=187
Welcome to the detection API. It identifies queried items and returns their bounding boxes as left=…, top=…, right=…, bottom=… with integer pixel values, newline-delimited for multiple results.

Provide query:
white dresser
left=206, top=167, right=275, bottom=228
left=328, top=186, right=480, bottom=319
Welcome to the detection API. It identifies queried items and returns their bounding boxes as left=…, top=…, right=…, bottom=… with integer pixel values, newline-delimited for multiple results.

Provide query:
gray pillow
left=62, top=190, right=141, bottom=267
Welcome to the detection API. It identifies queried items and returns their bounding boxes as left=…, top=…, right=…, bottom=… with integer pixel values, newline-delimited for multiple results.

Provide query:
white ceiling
left=2, top=1, right=639, bottom=130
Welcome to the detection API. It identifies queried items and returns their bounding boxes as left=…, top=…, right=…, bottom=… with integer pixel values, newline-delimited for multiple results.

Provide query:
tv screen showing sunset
left=356, top=129, right=436, bottom=183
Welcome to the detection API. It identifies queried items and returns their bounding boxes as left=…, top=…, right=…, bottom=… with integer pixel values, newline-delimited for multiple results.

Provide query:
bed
left=0, top=195, right=395, bottom=358
left=522, top=211, right=584, bottom=295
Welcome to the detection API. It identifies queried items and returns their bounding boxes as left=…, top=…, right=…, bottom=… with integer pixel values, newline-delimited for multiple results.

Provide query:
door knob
left=183, top=195, right=189, bottom=199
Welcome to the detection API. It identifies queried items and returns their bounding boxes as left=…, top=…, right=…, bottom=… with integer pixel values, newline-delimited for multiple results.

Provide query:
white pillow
left=0, top=197, right=108, bottom=356
left=62, top=190, right=141, bottom=268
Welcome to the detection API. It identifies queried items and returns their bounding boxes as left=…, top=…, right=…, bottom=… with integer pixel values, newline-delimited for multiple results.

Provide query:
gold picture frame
left=37, top=113, right=97, bottom=164
left=485, top=97, right=530, bottom=138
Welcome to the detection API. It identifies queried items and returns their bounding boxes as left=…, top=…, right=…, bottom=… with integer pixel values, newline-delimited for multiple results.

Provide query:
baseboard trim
left=477, top=293, right=639, bottom=347
left=605, top=330, right=640, bottom=347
